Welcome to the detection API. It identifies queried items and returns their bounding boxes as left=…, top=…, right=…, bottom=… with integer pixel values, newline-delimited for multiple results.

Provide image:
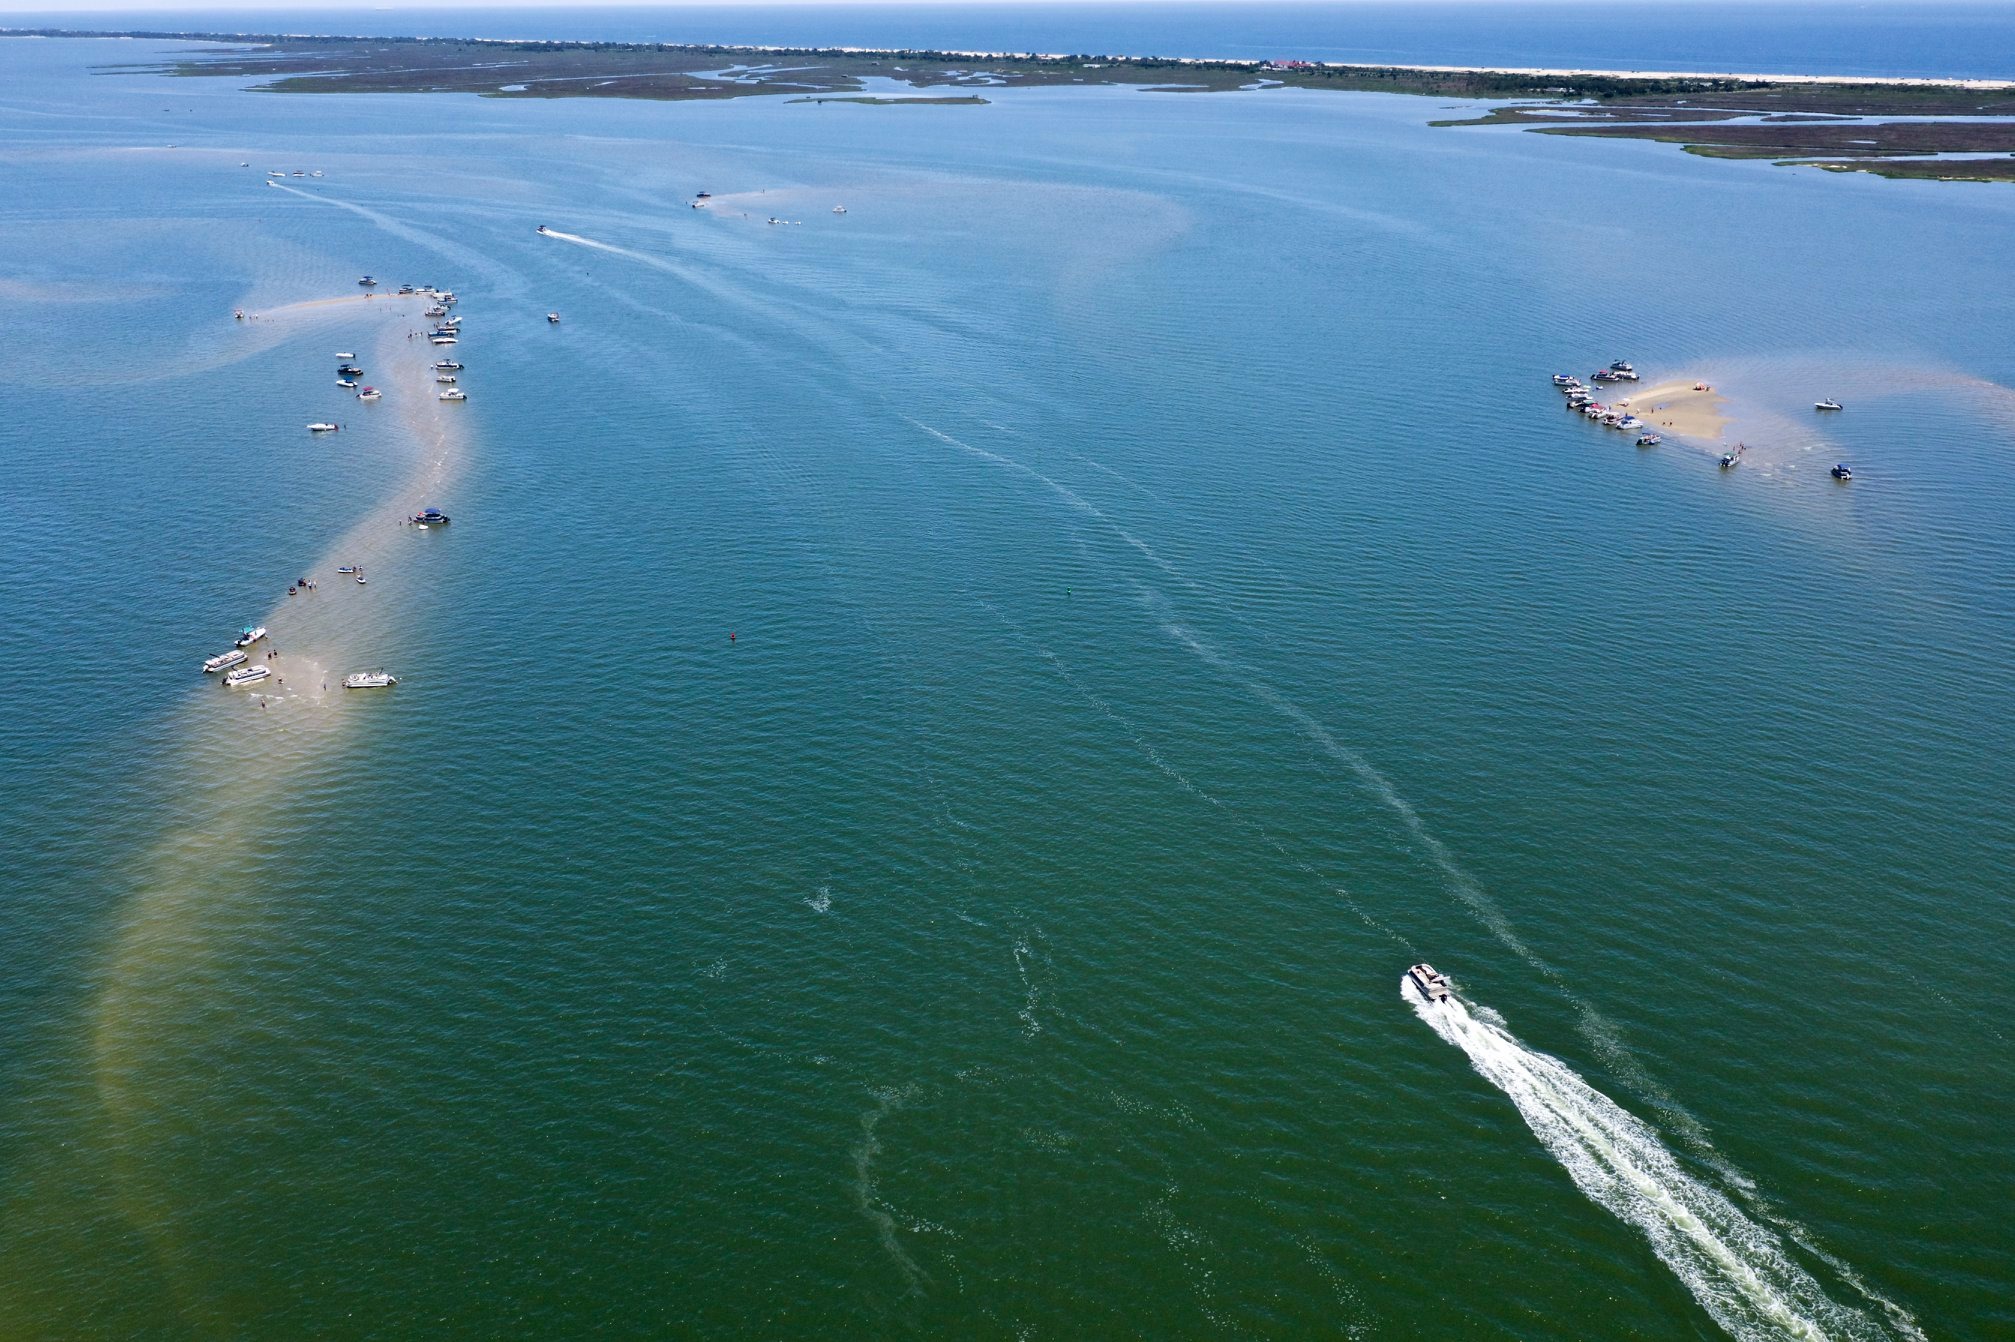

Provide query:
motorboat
left=433, top=360, right=462, bottom=371
left=1591, top=369, right=1620, bottom=383
left=1613, top=368, right=1640, bottom=381
left=335, top=351, right=356, bottom=359
left=398, top=285, right=415, bottom=295
left=203, top=649, right=248, bottom=674
left=235, top=624, right=268, bottom=647
left=338, top=363, right=363, bottom=376
left=435, top=374, right=457, bottom=384
left=411, top=507, right=450, bottom=525
left=336, top=565, right=360, bottom=574
left=547, top=312, right=561, bottom=324
left=1636, top=433, right=1662, bottom=447
left=437, top=291, right=457, bottom=305
left=357, top=387, right=381, bottom=401
left=439, top=389, right=467, bottom=402
left=430, top=335, right=458, bottom=346
left=337, top=378, right=358, bottom=389
left=358, top=276, right=377, bottom=287
left=696, top=191, right=712, bottom=200
left=1406, top=963, right=1453, bottom=1003
left=1720, top=444, right=1746, bottom=470
left=1815, top=399, right=1843, bottom=411
left=310, top=171, right=324, bottom=178
left=833, top=205, right=847, bottom=214
left=442, top=315, right=463, bottom=327
left=1830, top=463, right=1854, bottom=480
left=267, top=170, right=284, bottom=177
left=424, top=306, right=448, bottom=318
left=1617, top=414, right=1643, bottom=430
left=343, top=671, right=399, bottom=689
left=223, top=665, right=272, bottom=688
left=1551, top=373, right=1578, bottom=387
left=308, top=422, right=340, bottom=433
left=536, top=224, right=549, bottom=234
left=356, top=574, right=368, bottom=584
left=429, top=329, right=457, bottom=340
left=1609, top=360, right=1635, bottom=373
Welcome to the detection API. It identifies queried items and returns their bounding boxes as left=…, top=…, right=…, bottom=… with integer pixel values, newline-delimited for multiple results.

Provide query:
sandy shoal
left=1608, top=380, right=1729, bottom=441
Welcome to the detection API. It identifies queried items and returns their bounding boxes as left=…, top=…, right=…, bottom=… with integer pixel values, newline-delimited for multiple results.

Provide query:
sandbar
left=1611, top=380, right=1728, bottom=441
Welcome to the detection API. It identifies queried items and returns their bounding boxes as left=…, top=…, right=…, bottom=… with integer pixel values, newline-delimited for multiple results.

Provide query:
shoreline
left=8, top=26, right=2009, bottom=93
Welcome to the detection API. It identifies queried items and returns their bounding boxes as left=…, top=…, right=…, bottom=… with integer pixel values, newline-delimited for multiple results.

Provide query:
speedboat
left=1636, top=433, right=1662, bottom=447
left=358, top=276, right=377, bottom=287
left=203, top=649, right=248, bottom=674
left=310, top=171, right=324, bottom=178
left=357, top=387, right=381, bottom=401
left=1830, top=463, right=1853, bottom=480
left=307, top=422, right=340, bottom=433
left=833, top=204, right=847, bottom=214
left=433, top=360, right=462, bottom=371
left=547, top=312, right=561, bottom=324
left=1617, top=414, right=1643, bottom=430
left=337, top=378, right=357, bottom=389
left=1815, top=399, right=1843, bottom=411
left=223, top=665, right=272, bottom=688
left=355, top=574, right=368, bottom=584
left=1552, top=373, right=1578, bottom=387
left=235, top=624, right=268, bottom=647
left=336, top=565, right=360, bottom=575
left=1609, top=360, right=1634, bottom=373
left=411, top=507, right=450, bottom=525
left=343, top=671, right=398, bottom=689
left=430, top=335, right=458, bottom=345
left=436, top=374, right=457, bottom=384
left=398, top=285, right=415, bottom=295
left=1720, top=444, right=1745, bottom=469
left=696, top=191, right=712, bottom=200
left=1406, top=963, right=1452, bottom=1003
left=337, top=363, right=363, bottom=377
left=439, top=389, right=467, bottom=402
left=335, top=351, right=356, bottom=359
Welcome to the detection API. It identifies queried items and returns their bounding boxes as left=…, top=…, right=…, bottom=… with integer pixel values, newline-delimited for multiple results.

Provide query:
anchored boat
left=202, top=649, right=248, bottom=674
left=343, top=671, right=398, bottom=689
left=1831, top=463, right=1854, bottom=480
left=1816, top=398, right=1844, bottom=412
left=235, top=625, right=268, bottom=647
left=223, top=664, right=271, bottom=688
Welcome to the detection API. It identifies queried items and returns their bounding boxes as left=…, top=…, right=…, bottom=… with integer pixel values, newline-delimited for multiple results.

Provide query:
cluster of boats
left=1554, top=365, right=1660, bottom=444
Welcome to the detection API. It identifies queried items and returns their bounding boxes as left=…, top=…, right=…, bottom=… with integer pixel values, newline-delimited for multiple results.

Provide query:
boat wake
left=1404, top=978, right=1902, bottom=1342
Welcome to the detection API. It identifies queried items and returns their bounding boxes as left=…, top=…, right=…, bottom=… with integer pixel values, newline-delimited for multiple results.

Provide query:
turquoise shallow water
left=1, top=36, right=2012, bottom=1340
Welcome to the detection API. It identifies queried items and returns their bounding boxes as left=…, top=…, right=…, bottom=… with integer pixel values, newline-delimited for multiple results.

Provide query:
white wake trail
left=1405, top=980, right=1899, bottom=1342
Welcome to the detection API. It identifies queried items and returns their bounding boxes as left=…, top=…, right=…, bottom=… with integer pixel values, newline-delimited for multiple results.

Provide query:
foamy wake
left=1404, top=979, right=1899, bottom=1342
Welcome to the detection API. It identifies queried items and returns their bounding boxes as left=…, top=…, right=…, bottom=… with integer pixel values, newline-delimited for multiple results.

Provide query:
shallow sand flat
left=1612, top=380, right=1729, bottom=441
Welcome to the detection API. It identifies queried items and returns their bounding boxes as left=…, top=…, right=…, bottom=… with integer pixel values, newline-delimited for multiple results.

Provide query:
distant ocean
left=10, top=2, right=2015, bottom=81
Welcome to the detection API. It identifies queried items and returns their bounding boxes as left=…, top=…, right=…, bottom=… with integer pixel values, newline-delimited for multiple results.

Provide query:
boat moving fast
left=1406, top=963, right=1453, bottom=1003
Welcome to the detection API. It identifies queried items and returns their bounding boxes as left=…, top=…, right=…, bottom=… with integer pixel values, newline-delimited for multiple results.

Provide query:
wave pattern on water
left=1405, top=977, right=1909, bottom=1342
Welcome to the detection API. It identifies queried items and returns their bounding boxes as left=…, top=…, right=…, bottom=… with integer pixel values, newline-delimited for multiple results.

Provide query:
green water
left=1, top=36, right=2010, bottom=1340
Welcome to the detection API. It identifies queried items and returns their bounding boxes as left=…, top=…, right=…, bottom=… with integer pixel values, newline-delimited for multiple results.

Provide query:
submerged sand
left=1610, top=380, right=1729, bottom=441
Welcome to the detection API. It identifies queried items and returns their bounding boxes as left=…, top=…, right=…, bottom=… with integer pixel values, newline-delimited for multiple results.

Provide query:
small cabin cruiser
left=235, top=624, right=268, bottom=647
left=439, top=389, right=467, bottom=402
left=223, top=665, right=272, bottom=688
left=411, top=507, right=450, bottom=526
left=358, top=276, right=377, bottom=287
left=1617, top=414, right=1643, bottom=430
left=357, top=387, right=381, bottom=401
left=547, top=312, right=561, bottom=324
left=1815, top=399, right=1843, bottom=412
left=203, top=649, right=248, bottom=674
left=1830, top=463, right=1853, bottom=480
left=1609, top=360, right=1634, bottom=373
left=338, top=363, right=363, bottom=376
left=343, top=671, right=398, bottom=689
left=1406, top=963, right=1452, bottom=1003
left=433, top=360, right=462, bottom=371
left=435, top=374, right=457, bottom=384
left=307, top=422, right=340, bottom=433
left=1720, top=444, right=1745, bottom=470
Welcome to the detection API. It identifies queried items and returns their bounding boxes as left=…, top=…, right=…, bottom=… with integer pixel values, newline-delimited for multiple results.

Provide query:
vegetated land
left=30, top=27, right=2015, bottom=183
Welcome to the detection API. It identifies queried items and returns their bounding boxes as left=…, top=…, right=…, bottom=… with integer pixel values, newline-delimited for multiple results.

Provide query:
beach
left=1615, top=380, right=1730, bottom=442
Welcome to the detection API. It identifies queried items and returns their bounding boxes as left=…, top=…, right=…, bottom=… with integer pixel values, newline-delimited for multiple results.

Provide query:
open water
left=1, top=30, right=2011, bottom=1342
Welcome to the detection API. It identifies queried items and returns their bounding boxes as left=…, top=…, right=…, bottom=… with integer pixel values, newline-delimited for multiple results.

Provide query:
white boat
left=355, top=574, right=368, bottom=584
left=1618, top=415, right=1643, bottom=430
left=833, top=205, right=847, bottom=214
left=337, top=379, right=357, bottom=389
left=439, top=389, right=467, bottom=402
left=357, top=387, right=382, bottom=401
left=1636, top=433, right=1663, bottom=447
left=310, top=170, right=323, bottom=178
left=223, top=665, right=271, bottom=688
left=203, top=649, right=248, bottom=674
left=435, top=374, right=457, bottom=384
left=235, top=625, right=268, bottom=647
left=335, top=351, right=355, bottom=359
left=343, top=671, right=399, bottom=689
left=430, top=336, right=457, bottom=346
left=547, top=312, right=561, bottom=324
left=358, top=275, right=377, bottom=287
left=308, top=422, right=340, bottom=433
left=1815, top=399, right=1843, bottom=411
left=424, top=306, right=448, bottom=318
left=433, top=360, right=462, bottom=371
left=1406, top=963, right=1453, bottom=1003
